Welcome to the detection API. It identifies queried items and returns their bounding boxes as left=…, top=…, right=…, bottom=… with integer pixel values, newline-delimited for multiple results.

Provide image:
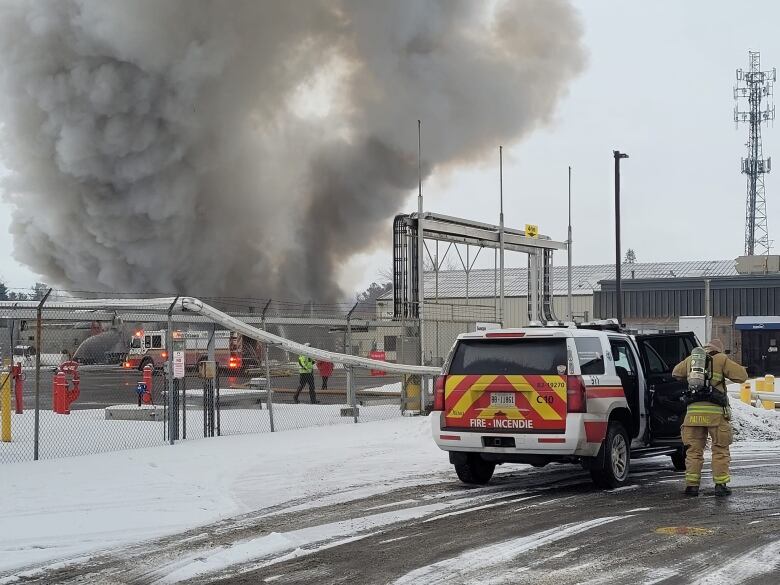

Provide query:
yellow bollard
left=762, top=374, right=776, bottom=410
left=1, top=367, right=10, bottom=442
left=404, top=375, right=421, bottom=412
left=740, top=381, right=752, bottom=405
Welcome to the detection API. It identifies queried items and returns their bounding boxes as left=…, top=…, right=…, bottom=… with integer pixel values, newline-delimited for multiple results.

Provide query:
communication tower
left=734, top=50, right=776, bottom=255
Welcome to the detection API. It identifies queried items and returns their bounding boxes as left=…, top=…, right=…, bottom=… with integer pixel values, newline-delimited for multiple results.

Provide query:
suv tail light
left=566, top=375, right=587, bottom=413
left=433, top=375, right=446, bottom=411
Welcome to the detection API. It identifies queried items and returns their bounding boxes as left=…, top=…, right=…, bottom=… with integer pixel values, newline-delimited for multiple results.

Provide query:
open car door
left=635, top=333, right=697, bottom=442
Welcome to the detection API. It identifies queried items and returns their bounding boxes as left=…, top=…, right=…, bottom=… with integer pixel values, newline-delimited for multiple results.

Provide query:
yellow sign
left=525, top=224, right=539, bottom=238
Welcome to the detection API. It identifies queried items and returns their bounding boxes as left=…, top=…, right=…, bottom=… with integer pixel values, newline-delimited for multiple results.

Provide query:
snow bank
left=0, top=416, right=446, bottom=575
left=725, top=381, right=780, bottom=441
left=730, top=398, right=780, bottom=441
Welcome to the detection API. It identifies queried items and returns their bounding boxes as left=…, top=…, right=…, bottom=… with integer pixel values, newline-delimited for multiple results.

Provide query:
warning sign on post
left=369, top=350, right=386, bottom=377
left=173, top=350, right=185, bottom=379
left=525, top=224, right=539, bottom=238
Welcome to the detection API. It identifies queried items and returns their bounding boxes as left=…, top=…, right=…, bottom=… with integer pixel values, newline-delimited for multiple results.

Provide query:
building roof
left=378, top=260, right=738, bottom=300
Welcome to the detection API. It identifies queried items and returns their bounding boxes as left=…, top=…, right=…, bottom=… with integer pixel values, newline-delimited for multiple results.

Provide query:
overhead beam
left=419, top=218, right=566, bottom=252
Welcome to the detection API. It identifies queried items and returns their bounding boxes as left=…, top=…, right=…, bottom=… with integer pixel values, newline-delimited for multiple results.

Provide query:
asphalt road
left=18, top=447, right=780, bottom=584
left=18, top=367, right=402, bottom=410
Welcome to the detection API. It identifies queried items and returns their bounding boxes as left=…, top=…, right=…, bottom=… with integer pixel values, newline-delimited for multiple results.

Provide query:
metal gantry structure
left=392, top=211, right=567, bottom=328
left=734, top=50, right=776, bottom=256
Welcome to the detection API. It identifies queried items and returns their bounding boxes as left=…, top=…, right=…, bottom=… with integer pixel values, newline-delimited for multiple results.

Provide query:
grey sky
left=0, top=1, right=778, bottom=295
left=339, top=0, right=780, bottom=293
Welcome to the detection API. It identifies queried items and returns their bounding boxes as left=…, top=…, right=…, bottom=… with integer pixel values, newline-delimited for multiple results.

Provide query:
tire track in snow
left=390, top=516, right=629, bottom=585
left=689, top=540, right=780, bottom=585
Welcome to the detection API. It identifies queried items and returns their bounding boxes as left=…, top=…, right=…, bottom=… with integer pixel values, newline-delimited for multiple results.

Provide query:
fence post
left=206, top=322, right=216, bottom=437
left=181, top=372, right=187, bottom=440
left=346, top=302, right=357, bottom=422
left=216, top=369, right=221, bottom=436
left=262, top=300, right=275, bottom=433
left=264, top=342, right=275, bottom=432
left=347, top=366, right=357, bottom=423
left=167, top=296, right=179, bottom=445
left=33, top=288, right=52, bottom=461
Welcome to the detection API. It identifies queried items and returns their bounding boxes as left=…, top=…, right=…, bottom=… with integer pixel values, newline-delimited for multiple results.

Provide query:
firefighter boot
left=684, top=485, right=699, bottom=497
left=714, top=484, right=732, bottom=497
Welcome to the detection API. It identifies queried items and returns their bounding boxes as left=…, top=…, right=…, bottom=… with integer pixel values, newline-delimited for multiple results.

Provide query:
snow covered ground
left=0, top=416, right=447, bottom=575
left=1, top=395, right=779, bottom=580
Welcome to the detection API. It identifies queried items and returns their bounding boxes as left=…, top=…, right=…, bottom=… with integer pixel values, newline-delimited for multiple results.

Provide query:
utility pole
left=499, top=146, right=505, bottom=326
left=417, top=120, right=425, bottom=365
left=614, top=151, right=629, bottom=326
left=735, top=51, right=775, bottom=255
left=567, top=165, right=573, bottom=322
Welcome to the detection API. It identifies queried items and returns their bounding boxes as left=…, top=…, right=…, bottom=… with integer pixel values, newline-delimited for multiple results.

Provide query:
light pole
left=613, top=150, right=629, bottom=327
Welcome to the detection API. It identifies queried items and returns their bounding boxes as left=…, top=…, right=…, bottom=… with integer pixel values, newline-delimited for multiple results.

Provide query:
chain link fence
left=0, top=292, right=489, bottom=465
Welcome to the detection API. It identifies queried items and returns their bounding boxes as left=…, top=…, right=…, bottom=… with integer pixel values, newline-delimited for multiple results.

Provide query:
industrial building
left=378, top=257, right=780, bottom=375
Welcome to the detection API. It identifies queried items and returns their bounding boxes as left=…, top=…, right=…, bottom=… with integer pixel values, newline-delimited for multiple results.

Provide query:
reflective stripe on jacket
left=298, top=355, right=314, bottom=374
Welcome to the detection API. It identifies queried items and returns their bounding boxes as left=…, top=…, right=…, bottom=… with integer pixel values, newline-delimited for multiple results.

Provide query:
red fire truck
left=123, top=329, right=260, bottom=371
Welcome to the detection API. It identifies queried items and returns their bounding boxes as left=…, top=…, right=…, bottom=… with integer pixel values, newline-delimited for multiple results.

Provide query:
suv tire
left=454, top=454, right=495, bottom=485
left=670, top=447, right=687, bottom=471
left=590, top=421, right=631, bottom=489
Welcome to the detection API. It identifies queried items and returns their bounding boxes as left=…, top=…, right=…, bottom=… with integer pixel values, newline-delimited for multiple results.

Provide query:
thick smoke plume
left=0, top=0, right=584, bottom=301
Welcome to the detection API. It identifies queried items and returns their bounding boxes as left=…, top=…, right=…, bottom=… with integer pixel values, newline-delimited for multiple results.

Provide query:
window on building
left=384, top=336, right=398, bottom=352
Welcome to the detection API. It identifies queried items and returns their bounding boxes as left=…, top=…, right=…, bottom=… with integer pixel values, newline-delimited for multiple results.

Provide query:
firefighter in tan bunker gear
left=672, top=339, right=747, bottom=497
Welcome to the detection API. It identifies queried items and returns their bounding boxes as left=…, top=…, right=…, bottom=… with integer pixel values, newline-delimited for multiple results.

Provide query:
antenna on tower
left=734, top=50, right=776, bottom=256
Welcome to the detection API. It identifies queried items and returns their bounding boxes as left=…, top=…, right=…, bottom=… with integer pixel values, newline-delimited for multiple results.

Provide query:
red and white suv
left=431, top=323, right=698, bottom=488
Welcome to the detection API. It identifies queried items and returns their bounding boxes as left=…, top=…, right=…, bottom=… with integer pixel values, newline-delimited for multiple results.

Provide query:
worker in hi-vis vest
left=294, top=343, right=318, bottom=404
left=672, top=339, right=747, bottom=497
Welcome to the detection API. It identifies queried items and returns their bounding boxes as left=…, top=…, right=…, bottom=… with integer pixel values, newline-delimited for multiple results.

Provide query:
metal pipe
left=466, top=245, right=470, bottom=305
left=183, top=297, right=439, bottom=375
left=613, top=151, right=629, bottom=326
left=567, top=165, right=573, bottom=322
left=33, top=288, right=51, bottom=461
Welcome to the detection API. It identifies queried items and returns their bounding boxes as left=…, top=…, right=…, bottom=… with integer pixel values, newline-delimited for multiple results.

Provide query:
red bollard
left=142, top=365, right=153, bottom=404
left=65, top=368, right=80, bottom=413
left=12, top=363, right=23, bottom=414
left=53, top=371, right=67, bottom=414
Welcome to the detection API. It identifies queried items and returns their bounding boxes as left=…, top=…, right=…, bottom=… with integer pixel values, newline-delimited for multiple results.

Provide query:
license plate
left=490, top=392, right=515, bottom=407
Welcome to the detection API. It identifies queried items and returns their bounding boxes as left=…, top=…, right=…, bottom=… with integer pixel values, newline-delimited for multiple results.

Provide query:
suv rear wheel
left=670, top=446, right=687, bottom=471
left=454, top=454, right=495, bottom=485
left=590, top=421, right=631, bottom=489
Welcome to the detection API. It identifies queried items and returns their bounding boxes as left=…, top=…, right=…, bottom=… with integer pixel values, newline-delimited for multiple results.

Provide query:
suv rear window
left=574, top=337, right=605, bottom=375
left=449, top=338, right=567, bottom=375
